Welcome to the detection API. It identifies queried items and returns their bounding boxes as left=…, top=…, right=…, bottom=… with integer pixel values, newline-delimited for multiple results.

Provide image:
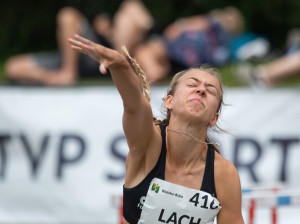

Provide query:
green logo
left=151, top=183, right=160, bottom=193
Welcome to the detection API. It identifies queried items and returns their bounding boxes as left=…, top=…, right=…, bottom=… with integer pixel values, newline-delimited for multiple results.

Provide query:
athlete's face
left=165, top=70, right=221, bottom=127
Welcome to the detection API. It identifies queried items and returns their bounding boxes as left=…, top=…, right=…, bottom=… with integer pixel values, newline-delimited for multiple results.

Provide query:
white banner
left=0, top=86, right=300, bottom=223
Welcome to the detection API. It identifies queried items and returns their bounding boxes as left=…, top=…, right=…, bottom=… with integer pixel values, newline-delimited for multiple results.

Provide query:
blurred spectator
left=4, top=0, right=153, bottom=86
left=133, top=6, right=270, bottom=84
left=236, top=28, right=300, bottom=87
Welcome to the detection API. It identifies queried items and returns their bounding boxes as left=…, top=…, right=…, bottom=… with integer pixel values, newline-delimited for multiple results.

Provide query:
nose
left=196, top=85, right=206, bottom=96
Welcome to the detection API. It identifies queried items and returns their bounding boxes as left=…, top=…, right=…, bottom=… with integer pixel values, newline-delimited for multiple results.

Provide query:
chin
left=187, top=107, right=203, bottom=116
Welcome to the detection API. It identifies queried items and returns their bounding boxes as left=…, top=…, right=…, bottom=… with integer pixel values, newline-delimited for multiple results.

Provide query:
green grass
left=74, top=63, right=246, bottom=87
left=274, top=73, right=300, bottom=87
left=218, top=63, right=243, bottom=87
left=219, top=63, right=300, bottom=88
left=1, top=60, right=300, bottom=87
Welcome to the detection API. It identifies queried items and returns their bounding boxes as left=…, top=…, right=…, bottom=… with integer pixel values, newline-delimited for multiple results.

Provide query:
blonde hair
left=121, top=46, right=151, bottom=102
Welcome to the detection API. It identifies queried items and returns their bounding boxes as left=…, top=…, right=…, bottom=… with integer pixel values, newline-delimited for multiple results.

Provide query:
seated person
left=4, top=0, right=153, bottom=86
left=133, top=6, right=245, bottom=84
left=236, top=28, right=300, bottom=87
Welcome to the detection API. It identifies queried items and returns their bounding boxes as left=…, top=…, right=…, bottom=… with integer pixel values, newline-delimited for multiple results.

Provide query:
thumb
left=99, top=63, right=107, bottom=75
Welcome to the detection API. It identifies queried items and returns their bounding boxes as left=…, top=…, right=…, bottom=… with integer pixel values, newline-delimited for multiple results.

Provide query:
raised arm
left=68, top=34, right=158, bottom=154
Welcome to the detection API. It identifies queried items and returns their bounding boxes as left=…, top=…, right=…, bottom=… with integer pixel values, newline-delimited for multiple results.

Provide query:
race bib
left=138, top=178, right=221, bottom=224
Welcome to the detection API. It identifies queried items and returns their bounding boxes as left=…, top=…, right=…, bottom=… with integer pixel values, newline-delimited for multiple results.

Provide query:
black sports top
left=123, top=125, right=217, bottom=224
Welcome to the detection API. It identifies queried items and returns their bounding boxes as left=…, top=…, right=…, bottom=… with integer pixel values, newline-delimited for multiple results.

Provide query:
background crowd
left=1, top=0, right=300, bottom=87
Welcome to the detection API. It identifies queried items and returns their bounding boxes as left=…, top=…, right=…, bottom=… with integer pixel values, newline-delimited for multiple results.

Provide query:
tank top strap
left=158, top=124, right=167, bottom=179
left=159, top=124, right=167, bottom=151
left=200, top=145, right=217, bottom=198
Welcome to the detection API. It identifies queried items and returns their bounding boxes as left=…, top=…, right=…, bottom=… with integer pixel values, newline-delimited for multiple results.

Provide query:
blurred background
left=1, top=0, right=300, bottom=86
left=0, top=0, right=300, bottom=223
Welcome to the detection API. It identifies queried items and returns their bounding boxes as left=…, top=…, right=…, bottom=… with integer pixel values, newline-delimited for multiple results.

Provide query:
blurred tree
left=0, top=0, right=63, bottom=59
left=1, top=0, right=300, bottom=60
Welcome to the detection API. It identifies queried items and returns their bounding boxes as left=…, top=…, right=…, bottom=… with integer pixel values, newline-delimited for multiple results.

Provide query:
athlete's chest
left=164, top=162, right=206, bottom=190
left=138, top=178, right=221, bottom=224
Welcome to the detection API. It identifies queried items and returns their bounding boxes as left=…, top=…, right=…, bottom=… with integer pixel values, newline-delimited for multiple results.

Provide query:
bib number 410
left=189, top=193, right=218, bottom=209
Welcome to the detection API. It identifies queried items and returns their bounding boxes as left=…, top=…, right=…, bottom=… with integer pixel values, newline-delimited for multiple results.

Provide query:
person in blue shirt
left=133, top=6, right=245, bottom=84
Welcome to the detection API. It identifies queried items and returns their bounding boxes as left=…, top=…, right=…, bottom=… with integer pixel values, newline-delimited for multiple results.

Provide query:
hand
left=68, top=34, right=123, bottom=74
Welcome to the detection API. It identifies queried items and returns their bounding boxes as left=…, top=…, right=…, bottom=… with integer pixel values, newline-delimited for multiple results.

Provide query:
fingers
left=68, top=35, right=101, bottom=61
left=69, top=35, right=106, bottom=56
left=68, top=34, right=108, bottom=75
left=68, top=34, right=124, bottom=75
left=73, top=34, right=92, bottom=45
left=69, top=43, right=84, bottom=53
left=68, top=37, right=88, bottom=50
left=68, top=34, right=92, bottom=48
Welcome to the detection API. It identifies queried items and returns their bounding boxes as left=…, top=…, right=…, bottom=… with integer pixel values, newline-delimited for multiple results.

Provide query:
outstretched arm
left=68, top=34, right=158, bottom=154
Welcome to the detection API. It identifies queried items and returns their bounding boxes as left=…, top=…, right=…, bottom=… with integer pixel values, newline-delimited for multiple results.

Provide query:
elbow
left=123, top=103, right=136, bottom=114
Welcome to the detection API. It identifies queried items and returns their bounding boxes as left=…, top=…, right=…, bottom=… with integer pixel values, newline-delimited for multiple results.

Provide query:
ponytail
left=121, top=46, right=151, bottom=102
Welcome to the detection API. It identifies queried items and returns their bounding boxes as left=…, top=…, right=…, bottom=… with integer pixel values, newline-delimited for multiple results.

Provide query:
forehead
left=179, top=70, right=221, bottom=87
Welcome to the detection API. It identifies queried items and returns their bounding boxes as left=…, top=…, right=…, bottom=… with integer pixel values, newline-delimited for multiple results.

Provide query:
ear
left=209, top=113, right=219, bottom=127
left=164, top=95, right=173, bottom=110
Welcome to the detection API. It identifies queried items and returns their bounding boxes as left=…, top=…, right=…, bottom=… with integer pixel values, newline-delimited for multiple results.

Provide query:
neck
left=168, top=117, right=208, bottom=144
left=166, top=122, right=208, bottom=168
left=167, top=128, right=208, bottom=145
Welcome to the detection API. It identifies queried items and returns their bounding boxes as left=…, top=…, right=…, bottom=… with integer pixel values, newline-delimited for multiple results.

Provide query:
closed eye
left=207, top=88, right=217, bottom=96
left=187, top=83, right=197, bottom=87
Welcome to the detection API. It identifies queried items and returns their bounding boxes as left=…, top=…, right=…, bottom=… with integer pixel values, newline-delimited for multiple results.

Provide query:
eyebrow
left=187, top=77, right=218, bottom=91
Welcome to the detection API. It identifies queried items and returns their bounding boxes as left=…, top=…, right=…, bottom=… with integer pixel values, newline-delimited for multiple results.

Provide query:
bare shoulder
left=214, top=152, right=242, bottom=202
left=214, top=153, right=239, bottom=181
left=214, top=153, right=244, bottom=223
